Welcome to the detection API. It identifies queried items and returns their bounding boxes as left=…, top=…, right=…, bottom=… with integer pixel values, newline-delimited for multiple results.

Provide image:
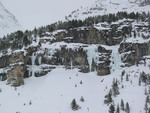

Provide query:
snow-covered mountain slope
left=0, top=0, right=94, bottom=30
left=66, top=0, right=150, bottom=20
left=0, top=62, right=149, bottom=113
left=0, top=1, right=22, bottom=38
left=0, top=0, right=149, bottom=112
left=0, top=12, right=149, bottom=112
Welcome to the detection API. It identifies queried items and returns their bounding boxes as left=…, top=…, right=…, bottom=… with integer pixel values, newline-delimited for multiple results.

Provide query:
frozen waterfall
left=71, top=59, right=73, bottom=70
left=110, top=45, right=122, bottom=73
left=31, top=53, right=36, bottom=77
left=38, top=56, right=42, bottom=65
left=86, top=46, right=98, bottom=72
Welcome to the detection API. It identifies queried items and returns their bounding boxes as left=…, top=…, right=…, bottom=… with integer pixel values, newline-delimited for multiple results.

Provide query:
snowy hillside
left=0, top=10, right=149, bottom=112
left=66, top=0, right=150, bottom=20
left=0, top=0, right=149, bottom=113
left=0, top=1, right=22, bottom=38
left=0, top=61, right=150, bottom=113
left=0, top=0, right=94, bottom=30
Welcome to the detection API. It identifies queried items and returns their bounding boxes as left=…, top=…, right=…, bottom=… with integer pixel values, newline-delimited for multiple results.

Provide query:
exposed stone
left=0, top=72, right=7, bottom=81
left=9, top=52, right=24, bottom=64
left=119, top=41, right=150, bottom=66
left=7, top=65, right=25, bottom=86
left=34, top=66, right=55, bottom=77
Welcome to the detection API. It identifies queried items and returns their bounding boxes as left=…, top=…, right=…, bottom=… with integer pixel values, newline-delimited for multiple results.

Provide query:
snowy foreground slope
left=66, top=0, right=150, bottom=20
left=0, top=1, right=22, bottom=37
left=0, top=62, right=149, bottom=113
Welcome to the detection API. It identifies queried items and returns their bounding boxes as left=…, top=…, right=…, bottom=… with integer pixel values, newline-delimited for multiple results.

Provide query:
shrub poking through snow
left=80, top=96, right=85, bottom=102
left=71, top=98, right=81, bottom=111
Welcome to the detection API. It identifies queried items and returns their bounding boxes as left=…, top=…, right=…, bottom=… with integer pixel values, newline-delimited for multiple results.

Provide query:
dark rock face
left=96, top=46, right=112, bottom=75
left=7, top=65, right=25, bottom=87
left=119, top=41, right=150, bottom=66
left=50, top=22, right=133, bottom=46
left=0, top=72, right=7, bottom=81
left=51, top=27, right=127, bottom=45
left=0, top=52, right=26, bottom=86
left=23, top=44, right=111, bottom=77
left=51, top=47, right=88, bottom=66
left=34, top=66, right=55, bottom=77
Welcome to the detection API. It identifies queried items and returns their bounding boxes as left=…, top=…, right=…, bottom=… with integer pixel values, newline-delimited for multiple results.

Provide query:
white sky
left=1, top=0, right=94, bottom=30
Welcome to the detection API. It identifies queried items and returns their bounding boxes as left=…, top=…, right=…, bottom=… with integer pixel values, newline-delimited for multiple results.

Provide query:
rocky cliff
left=0, top=12, right=149, bottom=86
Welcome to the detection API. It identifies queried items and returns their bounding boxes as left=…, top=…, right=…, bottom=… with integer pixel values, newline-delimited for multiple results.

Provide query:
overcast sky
left=1, top=0, right=93, bottom=30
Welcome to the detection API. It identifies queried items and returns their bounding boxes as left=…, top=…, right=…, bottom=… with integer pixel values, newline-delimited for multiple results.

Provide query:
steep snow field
left=67, top=0, right=150, bottom=20
left=0, top=1, right=22, bottom=37
left=0, top=0, right=94, bottom=30
left=0, top=60, right=149, bottom=113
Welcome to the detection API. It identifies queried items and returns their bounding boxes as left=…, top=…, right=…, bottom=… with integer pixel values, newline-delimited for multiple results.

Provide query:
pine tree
left=133, top=30, right=136, bottom=38
left=121, top=76, right=123, bottom=82
left=109, top=104, right=115, bottom=113
left=145, top=88, right=148, bottom=95
left=29, top=100, right=32, bottom=105
left=71, top=99, right=80, bottom=111
left=148, top=108, right=150, bottom=113
left=116, top=104, right=120, bottom=113
left=80, top=80, right=83, bottom=84
left=139, top=78, right=141, bottom=86
left=104, top=89, right=112, bottom=105
left=125, top=102, right=130, bottom=113
left=126, top=74, right=129, bottom=81
left=144, top=101, right=148, bottom=113
left=112, top=79, right=120, bottom=97
left=75, top=84, right=77, bottom=87
left=121, top=99, right=124, bottom=111
left=80, top=96, right=85, bottom=102
left=33, top=27, right=37, bottom=38
left=146, top=96, right=150, bottom=103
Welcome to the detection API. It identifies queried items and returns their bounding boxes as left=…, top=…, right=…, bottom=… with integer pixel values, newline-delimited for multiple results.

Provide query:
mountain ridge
left=66, top=0, right=150, bottom=21
left=0, top=1, right=22, bottom=38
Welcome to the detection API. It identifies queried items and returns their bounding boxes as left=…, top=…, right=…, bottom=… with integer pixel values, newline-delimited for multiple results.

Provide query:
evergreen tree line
left=45, top=11, right=150, bottom=32
left=108, top=99, right=130, bottom=113
left=0, top=11, right=149, bottom=52
left=0, top=30, right=33, bottom=51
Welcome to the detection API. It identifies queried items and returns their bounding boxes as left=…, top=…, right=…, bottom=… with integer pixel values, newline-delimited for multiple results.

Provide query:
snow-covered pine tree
left=121, top=76, right=123, bottom=82
left=120, top=99, right=124, bottom=111
left=146, top=96, right=150, bottom=103
left=29, top=100, right=32, bottom=105
left=112, top=79, right=120, bottom=97
left=126, top=74, right=129, bottom=81
left=80, top=80, right=82, bottom=84
left=144, top=101, right=148, bottom=113
left=104, top=89, right=113, bottom=105
left=80, top=96, right=84, bottom=102
left=71, top=98, right=80, bottom=111
left=116, top=104, right=120, bottom=113
left=125, top=102, right=130, bottom=113
left=145, top=88, right=148, bottom=95
left=139, top=77, right=141, bottom=86
left=109, top=104, right=115, bottom=113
